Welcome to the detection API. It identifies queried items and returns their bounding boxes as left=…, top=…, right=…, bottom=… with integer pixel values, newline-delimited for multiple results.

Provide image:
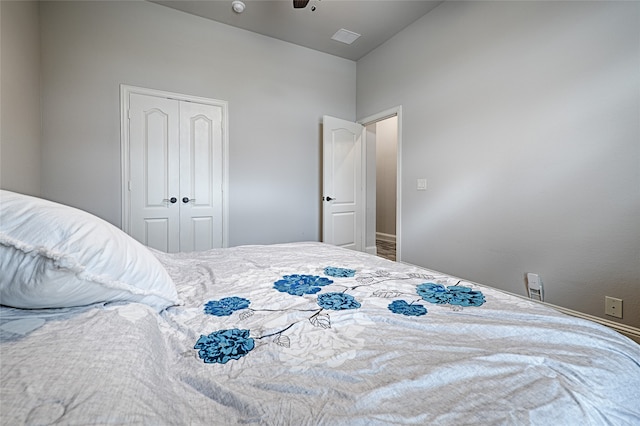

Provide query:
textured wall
left=0, top=1, right=41, bottom=196
left=357, top=1, right=640, bottom=328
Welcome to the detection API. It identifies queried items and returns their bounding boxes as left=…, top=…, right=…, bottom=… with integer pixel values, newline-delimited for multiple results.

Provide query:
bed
left=1, top=190, right=639, bottom=425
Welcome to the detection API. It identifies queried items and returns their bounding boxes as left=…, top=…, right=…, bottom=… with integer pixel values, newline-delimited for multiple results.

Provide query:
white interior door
left=322, top=115, right=365, bottom=251
left=129, top=93, right=181, bottom=252
left=179, top=101, right=223, bottom=251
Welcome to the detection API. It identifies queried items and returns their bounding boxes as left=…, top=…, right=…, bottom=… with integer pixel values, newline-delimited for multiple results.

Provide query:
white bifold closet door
left=128, top=93, right=223, bottom=252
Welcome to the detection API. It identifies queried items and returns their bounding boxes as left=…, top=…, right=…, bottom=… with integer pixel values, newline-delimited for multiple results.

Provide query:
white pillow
left=0, top=190, right=179, bottom=311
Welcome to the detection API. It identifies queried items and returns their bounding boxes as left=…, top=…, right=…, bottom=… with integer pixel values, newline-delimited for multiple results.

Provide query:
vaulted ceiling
left=152, top=1, right=443, bottom=61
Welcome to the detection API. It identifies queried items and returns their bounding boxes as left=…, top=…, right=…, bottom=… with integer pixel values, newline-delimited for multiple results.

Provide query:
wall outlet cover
left=605, top=296, right=623, bottom=319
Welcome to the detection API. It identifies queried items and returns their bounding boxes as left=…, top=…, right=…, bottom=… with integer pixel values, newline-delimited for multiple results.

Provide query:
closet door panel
left=179, top=101, right=223, bottom=251
left=128, top=93, right=180, bottom=252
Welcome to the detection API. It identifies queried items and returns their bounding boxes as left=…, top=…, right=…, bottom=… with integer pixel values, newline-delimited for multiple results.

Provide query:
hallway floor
left=376, top=239, right=396, bottom=262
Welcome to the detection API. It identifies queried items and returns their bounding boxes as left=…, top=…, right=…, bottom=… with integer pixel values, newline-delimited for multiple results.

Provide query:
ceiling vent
left=331, top=29, right=361, bottom=45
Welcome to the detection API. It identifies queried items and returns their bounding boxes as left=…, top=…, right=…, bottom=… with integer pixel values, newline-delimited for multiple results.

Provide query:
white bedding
left=1, top=242, right=639, bottom=425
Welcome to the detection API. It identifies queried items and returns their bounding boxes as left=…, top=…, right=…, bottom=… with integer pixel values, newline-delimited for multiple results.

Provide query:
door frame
left=120, top=84, right=229, bottom=247
left=359, top=106, right=402, bottom=262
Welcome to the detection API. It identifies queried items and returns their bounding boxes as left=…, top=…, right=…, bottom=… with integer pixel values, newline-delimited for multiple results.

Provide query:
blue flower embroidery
left=273, top=275, right=333, bottom=296
left=388, top=300, right=427, bottom=316
left=324, top=266, right=356, bottom=278
left=194, top=329, right=255, bottom=364
left=416, top=283, right=449, bottom=304
left=416, top=283, right=485, bottom=307
left=204, top=297, right=250, bottom=316
left=317, top=292, right=361, bottom=310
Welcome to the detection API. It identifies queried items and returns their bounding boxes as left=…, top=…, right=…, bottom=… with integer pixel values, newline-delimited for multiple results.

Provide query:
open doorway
left=367, top=117, right=397, bottom=261
left=361, top=107, right=401, bottom=262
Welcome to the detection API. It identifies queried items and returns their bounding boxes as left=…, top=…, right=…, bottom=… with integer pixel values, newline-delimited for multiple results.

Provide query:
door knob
left=182, top=197, right=195, bottom=204
left=324, top=196, right=335, bottom=201
left=163, top=197, right=178, bottom=204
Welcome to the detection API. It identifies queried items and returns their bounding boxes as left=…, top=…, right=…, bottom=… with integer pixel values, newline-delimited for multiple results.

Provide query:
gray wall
left=357, top=1, right=640, bottom=328
left=38, top=0, right=355, bottom=245
left=0, top=1, right=41, bottom=196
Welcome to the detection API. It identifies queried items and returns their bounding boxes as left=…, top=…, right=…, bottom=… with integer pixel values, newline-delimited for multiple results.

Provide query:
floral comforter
left=192, top=267, right=486, bottom=365
left=2, top=242, right=640, bottom=425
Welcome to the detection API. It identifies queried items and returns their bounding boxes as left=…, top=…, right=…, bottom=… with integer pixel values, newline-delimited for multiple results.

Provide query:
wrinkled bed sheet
left=2, top=242, right=640, bottom=425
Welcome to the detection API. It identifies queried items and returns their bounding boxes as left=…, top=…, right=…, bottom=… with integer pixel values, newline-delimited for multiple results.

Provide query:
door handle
left=324, top=196, right=334, bottom=201
left=182, top=197, right=195, bottom=204
left=163, top=197, right=178, bottom=204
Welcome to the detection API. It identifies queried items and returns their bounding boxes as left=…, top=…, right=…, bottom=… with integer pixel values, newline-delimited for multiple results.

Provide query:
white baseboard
left=541, top=302, right=640, bottom=345
left=397, top=260, right=640, bottom=345
left=501, top=289, right=640, bottom=344
left=366, top=245, right=377, bottom=256
left=376, top=232, right=396, bottom=243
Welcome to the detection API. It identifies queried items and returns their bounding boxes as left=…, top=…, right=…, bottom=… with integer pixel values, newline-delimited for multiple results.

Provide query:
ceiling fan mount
left=293, top=0, right=310, bottom=9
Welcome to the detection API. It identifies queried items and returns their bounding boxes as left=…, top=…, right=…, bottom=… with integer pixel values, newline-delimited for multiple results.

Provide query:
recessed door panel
left=144, top=218, right=169, bottom=252
left=191, top=216, right=213, bottom=252
left=332, top=212, right=356, bottom=247
left=333, top=129, right=357, bottom=205
left=191, top=115, right=213, bottom=206
left=144, top=109, right=171, bottom=207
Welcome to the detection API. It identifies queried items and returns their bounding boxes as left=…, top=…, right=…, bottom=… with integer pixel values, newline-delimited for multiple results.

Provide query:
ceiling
left=151, top=0, right=443, bottom=61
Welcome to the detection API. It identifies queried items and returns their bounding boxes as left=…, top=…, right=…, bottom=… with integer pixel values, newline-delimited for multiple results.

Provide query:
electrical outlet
left=605, top=296, right=623, bottom=319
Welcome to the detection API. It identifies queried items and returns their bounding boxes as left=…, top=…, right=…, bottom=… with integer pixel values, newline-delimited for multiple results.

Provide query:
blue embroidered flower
left=194, top=329, right=255, bottom=364
left=273, top=275, right=333, bottom=296
left=388, top=300, right=427, bottom=316
left=416, top=283, right=449, bottom=304
left=317, top=292, right=361, bottom=310
left=416, top=283, right=485, bottom=307
left=324, top=266, right=356, bottom=278
left=204, top=297, right=250, bottom=316
left=445, top=285, right=486, bottom=306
